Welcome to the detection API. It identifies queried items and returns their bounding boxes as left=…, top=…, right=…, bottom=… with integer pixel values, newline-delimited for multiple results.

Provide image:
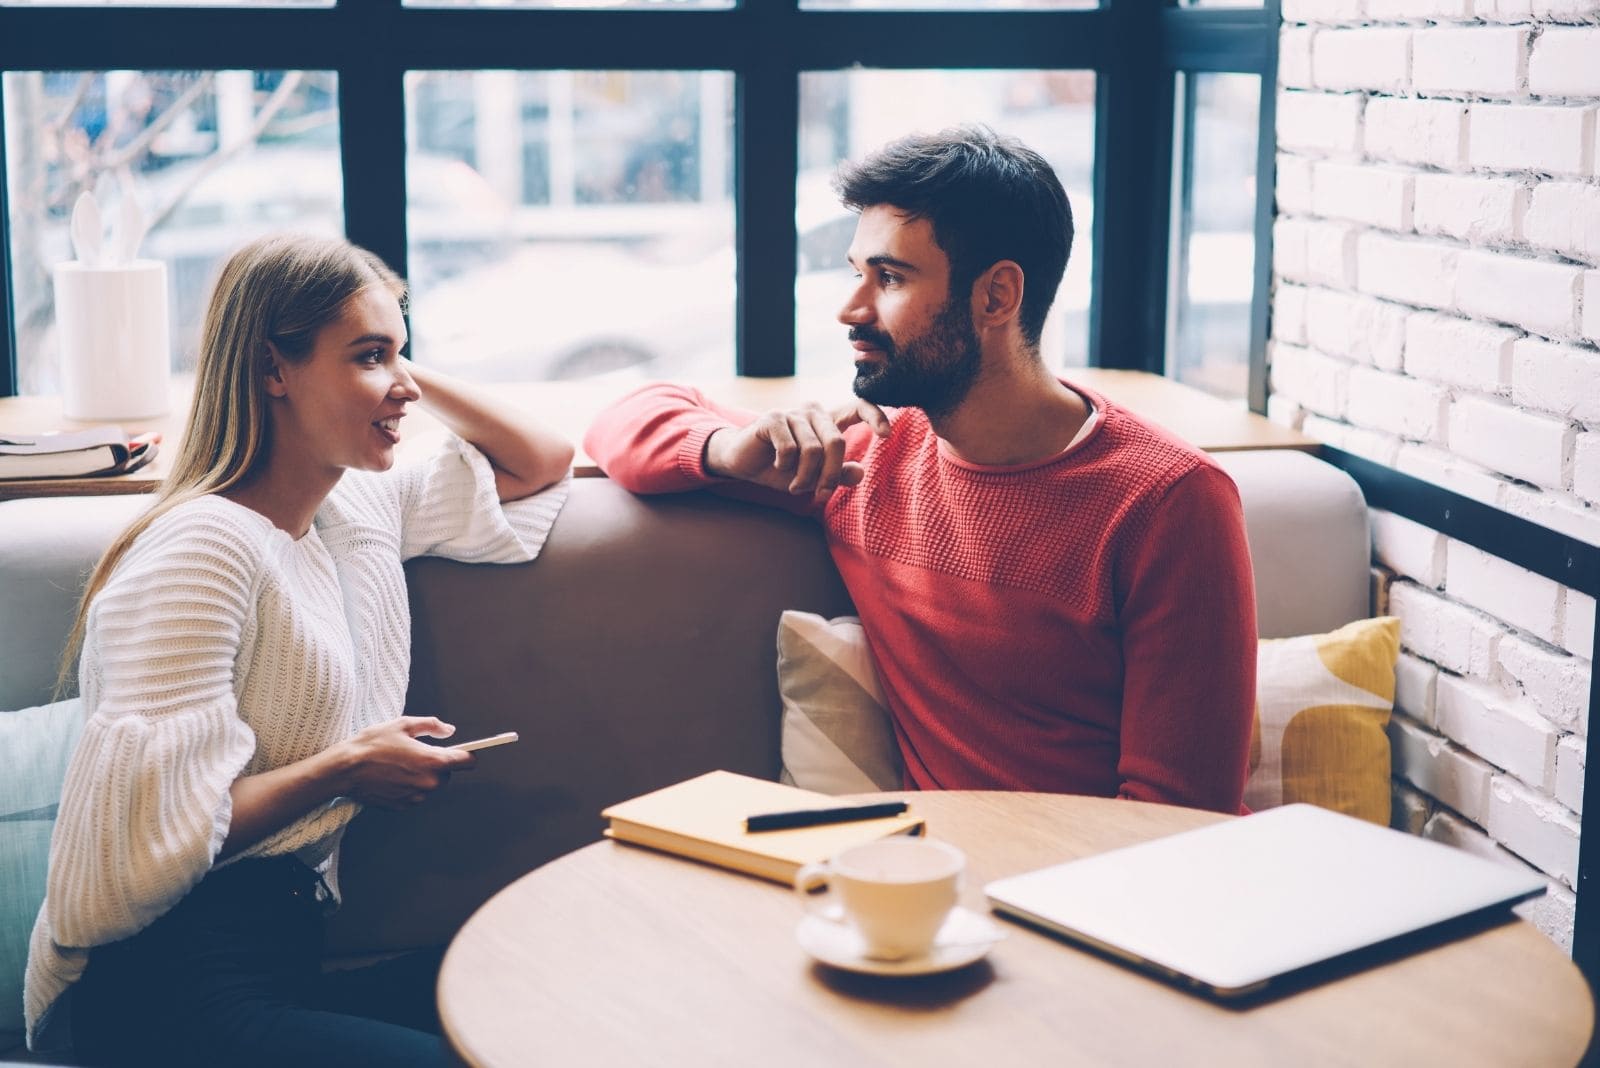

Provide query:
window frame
left=0, top=0, right=1278, bottom=396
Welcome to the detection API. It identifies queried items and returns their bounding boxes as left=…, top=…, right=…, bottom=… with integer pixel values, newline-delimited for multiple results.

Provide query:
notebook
left=601, top=770, right=925, bottom=885
left=984, top=803, right=1546, bottom=999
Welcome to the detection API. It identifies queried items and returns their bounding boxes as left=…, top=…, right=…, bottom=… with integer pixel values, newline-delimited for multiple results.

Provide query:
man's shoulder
left=1086, top=398, right=1229, bottom=496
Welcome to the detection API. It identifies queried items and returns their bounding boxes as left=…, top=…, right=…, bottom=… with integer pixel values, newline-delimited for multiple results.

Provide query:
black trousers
left=69, top=856, right=449, bottom=1068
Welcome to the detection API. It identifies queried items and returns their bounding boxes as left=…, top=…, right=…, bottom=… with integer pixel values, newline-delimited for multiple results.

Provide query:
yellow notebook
left=601, top=770, right=925, bottom=885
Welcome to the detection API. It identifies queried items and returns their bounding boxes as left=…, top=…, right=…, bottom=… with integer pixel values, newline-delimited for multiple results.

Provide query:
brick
left=1276, top=154, right=1314, bottom=216
left=1516, top=880, right=1574, bottom=955
left=1404, top=312, right=1515, bottom=393
left=1311, top=162, right=1413, bottom=232
left=1498, top=633, right=1591, bottom=733
left=1511, top=338, right=1600, bottom=424
left=1447, top=397, right=1571, bottom=490
left=1392, top=716, right=1496, bottom=822
left=1277, top=90, right=1364, bottom=156
left=1273, top=218, right=1310, bottom=282
left=1302, top=416, right=1401, bottom=465
left=1313, top=29, right=1411, bottom=94
left=1424, top=810, right=1504, bottom=862
left=1279, top=27, right=1315, bottom=91
left=1273, top=283, right=1309, bottom=345
left=1530, top=29, right=1600, bottom=98
left=1389, top=580, right=1502, bottom=676
left=1281, top=0, right=1363, bottom=20
left=1396, top=651, right=1441, bottom=725
left=1585, top=271, right=1600, bottom=344
left=1437, top=674, right=1558, bottom=786
left=1267, top=393, right=1306, bottom=431
left=1392, top=782, right=1431, bottom=835
left=1469, top=103, right=1596, bottom=177
left=1373, top=565, right=1393, bottom=616
left=1306, top=220, right=1359, bottom=288
left=1412, top=174, right=1523, bottom=246
left=1554, top=735, right=1585, bottom=814
left=1523, top=182, right=1600, bottom=263
left=1413, top=27, right=1528, bottom=97
left=1364, top=96, right=1466, bottom=169
left=1487, top=775, right=1580, bottom=883
left=1448, top=540, right=1565, bottom=645
left=1357, top=233, right=1456, bottom=310
left=1397, top=444, right=1509, bottom=507
left=1268, top=342, right=1349, bottom=418
left=1564, top=590, right=1596, bottom=660
left=1455, top=250, right=1583, bottom=337
left=1364, top=0, right=1474, bottom=16
left=1306, top=290, right=1407, bottom=369
left=1350, top=368, right=1447, bottom=441
left=1576, top=433, right=1600, bottom=504
left=1373, top=510, right=1446, bottom=588
left=1498, top=488, right=1600, bottom=555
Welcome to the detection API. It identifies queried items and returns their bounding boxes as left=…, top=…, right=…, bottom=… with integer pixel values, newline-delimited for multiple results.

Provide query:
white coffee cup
left=794, top=838, right=965, bottom=961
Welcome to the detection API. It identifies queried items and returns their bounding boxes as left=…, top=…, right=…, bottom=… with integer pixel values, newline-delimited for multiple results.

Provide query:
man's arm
left=1115, top=464, right=1257, bottom=814
left=584, top=382, right=890, bottom=506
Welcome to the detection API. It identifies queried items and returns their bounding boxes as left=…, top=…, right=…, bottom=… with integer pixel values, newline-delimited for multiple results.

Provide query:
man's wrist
left=702, top=428, right=729, bottom=478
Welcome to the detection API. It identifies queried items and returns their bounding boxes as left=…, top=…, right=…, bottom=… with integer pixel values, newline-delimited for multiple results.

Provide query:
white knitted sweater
left=24, top=436, right=568, bottom=1047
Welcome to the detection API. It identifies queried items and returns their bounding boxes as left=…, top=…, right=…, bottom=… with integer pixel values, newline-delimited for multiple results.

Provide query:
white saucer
left=796, top=906, right=1004, bottom=977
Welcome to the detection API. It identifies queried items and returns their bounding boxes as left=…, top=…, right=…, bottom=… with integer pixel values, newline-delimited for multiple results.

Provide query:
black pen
left=744, top=801, right=909, bottom=832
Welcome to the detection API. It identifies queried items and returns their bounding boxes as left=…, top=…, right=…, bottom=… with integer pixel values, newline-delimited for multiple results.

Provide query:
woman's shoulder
left=114, top=494, right=284, bottom=588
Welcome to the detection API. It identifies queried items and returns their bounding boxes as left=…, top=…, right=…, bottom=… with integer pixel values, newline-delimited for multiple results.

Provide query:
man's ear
left=973, top=260, right=1024, bottom=331
left=262, top=341, right=289, bottom=398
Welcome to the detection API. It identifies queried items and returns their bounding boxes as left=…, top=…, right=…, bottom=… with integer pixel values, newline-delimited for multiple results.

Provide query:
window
left=2, top=69, right=339, bottom=393
left=0, top=2, right=1279, bottom=407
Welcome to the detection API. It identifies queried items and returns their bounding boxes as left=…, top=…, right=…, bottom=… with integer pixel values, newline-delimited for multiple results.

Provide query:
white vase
left=52, top=259, right=172, bottom=421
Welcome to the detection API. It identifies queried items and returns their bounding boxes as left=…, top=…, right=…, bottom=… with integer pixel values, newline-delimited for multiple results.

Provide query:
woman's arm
left=407, top=362, right=574, bottom=502
left=221, top=716, right=475, bottom=857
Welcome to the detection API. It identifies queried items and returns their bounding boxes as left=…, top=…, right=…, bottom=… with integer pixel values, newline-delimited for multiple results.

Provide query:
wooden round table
left=438, top=792, right=1593, bottom=1066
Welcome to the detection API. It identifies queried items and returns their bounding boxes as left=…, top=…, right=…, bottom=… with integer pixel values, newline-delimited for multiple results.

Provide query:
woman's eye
left=358, top=349, right=384, bottom=365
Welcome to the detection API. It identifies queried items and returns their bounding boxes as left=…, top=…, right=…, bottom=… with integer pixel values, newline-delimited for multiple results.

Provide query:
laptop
left=984, top=803, right=1547, bottom=999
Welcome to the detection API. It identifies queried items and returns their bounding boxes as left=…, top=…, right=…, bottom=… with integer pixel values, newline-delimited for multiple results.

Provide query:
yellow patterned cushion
left=1245, top=617, right=1400, bottom=825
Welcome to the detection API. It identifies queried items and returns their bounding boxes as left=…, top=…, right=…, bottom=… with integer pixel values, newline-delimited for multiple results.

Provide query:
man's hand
left=704, top=399, right=892, bottom=497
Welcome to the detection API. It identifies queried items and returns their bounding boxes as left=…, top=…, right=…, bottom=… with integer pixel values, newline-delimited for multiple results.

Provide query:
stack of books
left=0, top=427, right=160, bottom=480
left=602, top=770, right=924, bottom=884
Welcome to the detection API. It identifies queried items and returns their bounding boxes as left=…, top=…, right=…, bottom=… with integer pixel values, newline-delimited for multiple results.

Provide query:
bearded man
left=583, top=126, right=1257, bottom=813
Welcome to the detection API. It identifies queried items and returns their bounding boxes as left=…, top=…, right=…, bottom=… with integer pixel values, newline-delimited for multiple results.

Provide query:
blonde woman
left=23, top=234, right=573, bottom=1066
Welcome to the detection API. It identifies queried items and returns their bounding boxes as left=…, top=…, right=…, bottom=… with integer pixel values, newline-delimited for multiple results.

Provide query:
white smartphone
left=450, top=731, right=520, bottom=752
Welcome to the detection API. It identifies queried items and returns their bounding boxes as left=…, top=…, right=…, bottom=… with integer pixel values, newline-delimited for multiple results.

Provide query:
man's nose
left=837, top=280, right=872, bottom=326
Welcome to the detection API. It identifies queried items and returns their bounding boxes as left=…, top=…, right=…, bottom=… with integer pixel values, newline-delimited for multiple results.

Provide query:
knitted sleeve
left=333, top=435, right=569, bottom=564
left=1114, top=462, right=1258, bottom=814
left=43, top=504, right=261, bottom=950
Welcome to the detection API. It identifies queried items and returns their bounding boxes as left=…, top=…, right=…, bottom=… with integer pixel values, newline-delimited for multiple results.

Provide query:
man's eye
left=878, top=271, right=901, bottom=286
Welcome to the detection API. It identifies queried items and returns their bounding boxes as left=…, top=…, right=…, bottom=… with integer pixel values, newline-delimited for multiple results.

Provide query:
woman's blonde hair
left=57, top=233, right=405, bottom=693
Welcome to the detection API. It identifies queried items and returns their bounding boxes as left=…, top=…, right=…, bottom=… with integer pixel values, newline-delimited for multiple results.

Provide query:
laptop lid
left=984, top=803, right=1547, bottom=999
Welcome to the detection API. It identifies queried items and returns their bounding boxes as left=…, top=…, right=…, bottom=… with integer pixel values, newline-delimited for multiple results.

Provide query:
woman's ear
left=262, top=341, right=289, bottom=398
left=973, top=260, right=1024, bottom=331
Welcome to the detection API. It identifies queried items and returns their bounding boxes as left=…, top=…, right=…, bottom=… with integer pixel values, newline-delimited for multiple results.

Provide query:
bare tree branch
left=101, top=73, right=215, bottom=171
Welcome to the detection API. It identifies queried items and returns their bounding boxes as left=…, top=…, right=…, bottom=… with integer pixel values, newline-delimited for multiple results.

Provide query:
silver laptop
left=984, top=803, right=1546, bottom=999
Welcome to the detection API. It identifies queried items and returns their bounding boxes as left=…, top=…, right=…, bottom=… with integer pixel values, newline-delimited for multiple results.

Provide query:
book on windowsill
left=601, top=769, right=925, bottom=885
left=0, top=427, right=160, bottom=480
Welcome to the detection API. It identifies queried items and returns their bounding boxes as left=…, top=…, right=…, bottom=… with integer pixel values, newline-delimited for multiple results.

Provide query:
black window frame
left=0, top=0, right=1280, bottom=394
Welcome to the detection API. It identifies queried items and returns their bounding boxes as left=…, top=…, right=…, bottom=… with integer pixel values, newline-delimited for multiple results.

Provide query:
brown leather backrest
left=327, top=478, right=853, bottom=953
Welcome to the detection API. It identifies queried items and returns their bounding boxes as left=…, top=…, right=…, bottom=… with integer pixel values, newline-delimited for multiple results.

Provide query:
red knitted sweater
left=584, top=381, right=1257, bottom=813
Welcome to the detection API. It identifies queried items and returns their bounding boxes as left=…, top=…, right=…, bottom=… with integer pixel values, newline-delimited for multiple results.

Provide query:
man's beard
left=850, top=297, right=982, bottom=419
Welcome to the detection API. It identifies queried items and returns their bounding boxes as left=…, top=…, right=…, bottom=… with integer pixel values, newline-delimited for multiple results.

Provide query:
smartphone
left=450, top=731, right=520, bottom=752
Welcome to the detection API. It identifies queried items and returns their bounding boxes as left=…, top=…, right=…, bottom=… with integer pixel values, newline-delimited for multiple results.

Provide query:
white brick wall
left=1468, top=103, right=1595, bottom=176
left=1412, top=27, right=1527, bottom=97
left=1529, top=30, right=1600, bottom=98
left=1523, top=182, right=1600, bottom=263
left=1412, top=174, right=1522, bottom=245
left=1454, top=250, right=1583, bottom=338
left=1405, top=312, right=1515, bottom=392
left=1276, top=3, right=1596, bottom=954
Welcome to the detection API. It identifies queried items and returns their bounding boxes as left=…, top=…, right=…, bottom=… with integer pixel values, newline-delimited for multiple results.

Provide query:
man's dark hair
left=832, top=125, right=1073, bottom=350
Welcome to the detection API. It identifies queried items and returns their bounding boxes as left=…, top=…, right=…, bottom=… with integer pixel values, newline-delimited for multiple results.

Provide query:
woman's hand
left=333, top=716, right=478, bottom=809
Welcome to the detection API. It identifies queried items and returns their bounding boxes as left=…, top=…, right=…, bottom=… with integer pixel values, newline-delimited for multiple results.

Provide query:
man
left=584, top=126, right=1256, bottom=813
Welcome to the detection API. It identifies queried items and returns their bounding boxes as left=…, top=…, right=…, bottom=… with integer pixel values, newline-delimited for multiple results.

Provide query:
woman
left=23, top=234, right=573, bottom=1066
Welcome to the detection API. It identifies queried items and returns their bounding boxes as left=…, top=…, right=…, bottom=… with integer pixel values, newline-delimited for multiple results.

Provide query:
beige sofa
left=0, top=448, right=1367, bottom=1055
